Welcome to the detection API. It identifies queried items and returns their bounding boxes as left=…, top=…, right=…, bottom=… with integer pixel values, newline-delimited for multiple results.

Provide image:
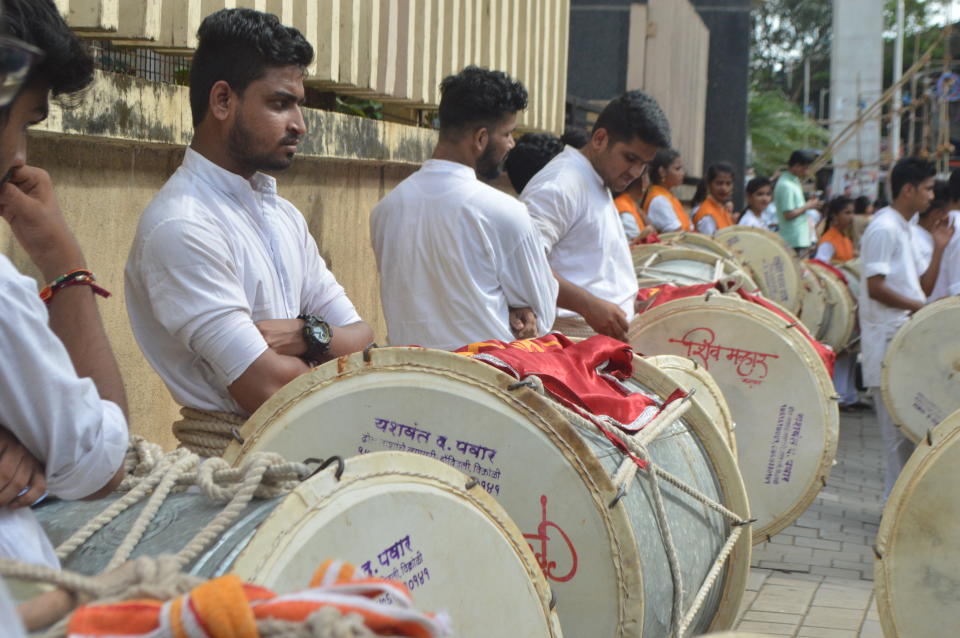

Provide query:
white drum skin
left=629, top=293, right=838, bottom=542
left=224, top=347, right=752, bottom=638
left=632, top=245, right=758, bottom=291
left=875, top=410, right=960, bottom=637
left=715, top=227, right=803, bottom=313
left=881, top=297, right=960, bottom=443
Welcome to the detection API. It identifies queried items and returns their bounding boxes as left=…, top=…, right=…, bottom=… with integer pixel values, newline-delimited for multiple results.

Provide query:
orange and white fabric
left=815, top=227, right=854, bottom=263
left=693, top=197, right=735, bottom=235
left=643, top=185, right=693, bottom=233
left=67, top=560, right=451, bottom=638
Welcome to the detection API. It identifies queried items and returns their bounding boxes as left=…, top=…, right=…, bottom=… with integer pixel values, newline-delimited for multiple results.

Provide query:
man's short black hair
left=949, top=167, right=960, bottom=202
left=788, top=149, right=816, bottom=166
left=560, top=127, right=589, bottom=149
left=504, top=133, right=563, bottom=193
left=437, top=65, right=527, bottom=135
left=592, top=90, right=670, bottom=148
left=2, top=0, right=93, bottom=98
left=189, top=8, right=314, bottom=127
left=890, top=156, right=936, bottom=198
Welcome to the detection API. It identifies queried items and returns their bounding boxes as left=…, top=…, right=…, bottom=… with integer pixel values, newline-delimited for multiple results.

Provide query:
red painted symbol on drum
left=669, top=327, right=779, bottom=384
left=523, top=495, right=578, bottom=583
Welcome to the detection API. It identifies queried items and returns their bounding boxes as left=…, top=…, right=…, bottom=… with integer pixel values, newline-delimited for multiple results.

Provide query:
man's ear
left=591, top=127, right=608, bottom=152
left=473, top=125, right=489, bottom=154
left=209, top=80, right=234, bottom=122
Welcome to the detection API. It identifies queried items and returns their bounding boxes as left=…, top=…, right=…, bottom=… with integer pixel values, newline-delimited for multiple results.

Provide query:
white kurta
left=370, top=160, right=557, bottom=350
left=126, top=148, right=361, bottom=415
left=858, top=207, right=925, bottom=387
left=929, top=210, right=960, bottom=301
left=521, top=146, right=638, bottom=321
left=0, top=255, right=128, bottom=567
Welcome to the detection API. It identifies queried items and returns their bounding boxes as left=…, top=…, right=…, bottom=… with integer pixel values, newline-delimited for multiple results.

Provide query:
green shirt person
left=774, top=150, right=822, bottom=252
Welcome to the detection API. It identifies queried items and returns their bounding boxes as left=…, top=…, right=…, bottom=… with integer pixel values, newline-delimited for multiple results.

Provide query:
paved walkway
left=725, top=407, right=888, bottom=637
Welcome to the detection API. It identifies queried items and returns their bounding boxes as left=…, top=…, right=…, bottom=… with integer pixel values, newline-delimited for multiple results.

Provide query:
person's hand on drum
left=509, top=307, right=538, bottom=339
left=0, top=425, right=46, bottom=509
left=582, top=298, right=629, bottom=342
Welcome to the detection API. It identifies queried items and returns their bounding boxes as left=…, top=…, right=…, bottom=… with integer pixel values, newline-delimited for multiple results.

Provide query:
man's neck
left=432, top=140, right=477, bottom=174
left=190, top=133, right=256, bottom=181
left=890, top=198, right=915, bottom=221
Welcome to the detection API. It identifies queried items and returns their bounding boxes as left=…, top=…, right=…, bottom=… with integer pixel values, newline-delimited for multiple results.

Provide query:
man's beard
left=477, top=144, right=505, bottom=181
left=228, top=111, right=299, bottom=173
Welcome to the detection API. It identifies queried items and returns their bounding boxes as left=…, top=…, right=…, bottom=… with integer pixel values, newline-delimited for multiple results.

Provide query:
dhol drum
left=806, top=261, right=857, bottom=353
left=881, top=296, right=960, bottom=443
left=36, top=452, right=561, bottom=638
left=714, top=227, right=803, bottom=314
left=797, top=264, right=829, bottom=342
left=658, top=231, right=739, bottom=260
left=875, top=409, right=960, bottom=637
left=632, top=245, right=758, bottom=291
left=628, top=292, right=838, bottom=542
left=644, top=354, right=736, bottom=454
left=223, top=347, right=752, bottom=638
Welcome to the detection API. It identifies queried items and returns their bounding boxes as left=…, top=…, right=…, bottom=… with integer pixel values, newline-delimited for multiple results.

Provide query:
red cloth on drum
left=456, top=333, right=668, bottom=433
left=808, top=258, right=849, bottom=285
left=636, top=283, right=837, bottom=378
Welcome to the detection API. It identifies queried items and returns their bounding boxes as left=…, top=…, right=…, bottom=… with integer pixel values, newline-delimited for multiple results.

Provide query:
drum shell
left=715, top=227, right=803, bottom=313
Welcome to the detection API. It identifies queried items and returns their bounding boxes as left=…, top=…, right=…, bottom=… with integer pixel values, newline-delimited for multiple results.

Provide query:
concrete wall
left=0, top=72, right=431, bottom=450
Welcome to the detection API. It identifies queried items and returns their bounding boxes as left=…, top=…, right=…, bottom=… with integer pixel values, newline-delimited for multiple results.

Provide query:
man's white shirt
left=0, top=255, right=128, bottom=567
left=126, top=148, right=361, bottom=415
left=858, top=207, right=926, bottom=386
left=929, top=210, right=960, bottom=301
left=371, top=160, right=557, bottom=350
left=521, top=146, right=638, bottom=321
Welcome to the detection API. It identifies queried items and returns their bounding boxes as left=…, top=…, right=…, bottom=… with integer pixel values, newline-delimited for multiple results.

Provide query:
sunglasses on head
left=0, top=35, right=44, bottom=108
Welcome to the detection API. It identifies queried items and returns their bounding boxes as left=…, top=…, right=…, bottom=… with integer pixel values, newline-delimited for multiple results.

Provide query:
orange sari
left=692, top=196, right=735, bottom=231
left=642, top=185, right=692, bottom=231
left=817, top=227, right=854, bottom=262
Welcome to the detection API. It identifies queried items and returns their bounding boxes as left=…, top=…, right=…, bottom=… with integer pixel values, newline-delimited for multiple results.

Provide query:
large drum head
left=807, top=261, right=856, bottom=352
left=658, top=231, right=739, bottom=260
left=633, top=245, right=757, bottom=291
left=629, top=293, right=838, bottom=541
left=875, top=410, right=960, bottom=637
left=225, top=347, right=750, bottom=637
left=881, top=297, right=960, bottom=442
left=797, top=264, right=829, bottom=341
left=715, top=227, right=803, bottom=313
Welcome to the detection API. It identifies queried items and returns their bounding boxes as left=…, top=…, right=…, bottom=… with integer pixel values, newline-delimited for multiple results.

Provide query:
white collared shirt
left=521, top=146, right=638, bottom=320
left=126, top=148, right=361, bottom=415
left=929, top=210, right=960, bottom=301
left=0, top=255, right=128, bottom=567
left=371, top=160, right=557, bottom=350
left=858, top=206, right=926, bottom=386
left=738, top=210, right=766, bottom=229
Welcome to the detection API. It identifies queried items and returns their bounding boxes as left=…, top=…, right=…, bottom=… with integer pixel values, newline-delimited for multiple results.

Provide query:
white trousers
left=870, top=387, right=914, bottom=500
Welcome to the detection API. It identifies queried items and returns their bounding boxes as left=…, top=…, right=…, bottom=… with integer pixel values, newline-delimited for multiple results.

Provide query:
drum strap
left=172, top=407, right=247, bottom=457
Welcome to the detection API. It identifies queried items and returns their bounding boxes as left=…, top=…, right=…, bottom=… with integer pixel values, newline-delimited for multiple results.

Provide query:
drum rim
left=874, top=409, right=960, bottom=637
left=880, top=296, right=960, bottom=443
left=658, top=231, right=739, bottom=260
left=714, top=226, right=803, bottom=313
left=807, top=261, right=856, bottom=352
left=230, top=346, right=752, bottom=636
left=230, top=451, right=562, bottom=637
left=629, top=293, right=839, bottom=542
left=632, top=245, right=758, bottom=291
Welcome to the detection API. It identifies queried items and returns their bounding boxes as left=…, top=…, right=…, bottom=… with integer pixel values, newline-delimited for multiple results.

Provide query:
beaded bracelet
left=39, top=268, right=112, bottom=304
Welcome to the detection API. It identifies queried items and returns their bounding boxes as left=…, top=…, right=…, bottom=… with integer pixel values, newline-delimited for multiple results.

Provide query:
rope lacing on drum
left=564, top=388, right=752, bottom=638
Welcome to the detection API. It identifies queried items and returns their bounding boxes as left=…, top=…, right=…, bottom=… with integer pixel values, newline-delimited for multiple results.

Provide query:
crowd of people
left=1, top=1, right=958, bottom=632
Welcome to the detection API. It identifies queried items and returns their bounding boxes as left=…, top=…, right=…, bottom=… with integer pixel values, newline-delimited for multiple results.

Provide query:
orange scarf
left=613, top=192, right=645, bottom=231
left=642, top=185, right=692, bottom=231
left=818, top=227, right=854, bottom=262
left=692, top=196, right=734, bottom=231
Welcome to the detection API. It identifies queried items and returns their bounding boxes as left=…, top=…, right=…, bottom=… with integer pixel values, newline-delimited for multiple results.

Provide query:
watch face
left=311, top=321, right=331, bottom=345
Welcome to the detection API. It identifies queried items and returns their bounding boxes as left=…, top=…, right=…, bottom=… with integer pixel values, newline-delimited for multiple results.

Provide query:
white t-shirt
left=930, top=210, right=960, bottom=301
left=370, top=160, right=557, bottom=350
left=126, top=148, right=362, bottom=415
left=620, top=212, right=641, bottom=240
left=738, top=210, right=766, bottom=229
left=0, top=577, right=26, bottom=637
left=521, top=146, right=638, bottom=321
left=648, top=194, right=681, bottom=233
left=910, top=221, right=934, bottom=274
left=814, top=241, right=835, bottom=262
left=762, top=202, right=779, bottom=229
left=858, top=207, right=926, bottom=386
left=0, top=255, right=128, bottom=567
left=696, top=213, right=718, bottom=236
left=807, top=208, right=822, bottom=242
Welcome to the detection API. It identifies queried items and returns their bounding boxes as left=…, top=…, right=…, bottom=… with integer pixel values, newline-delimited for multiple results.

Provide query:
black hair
left=560, top=127, right=589, bottom=149
left=788, top=149, right=816, bottom=166
left=949, top=168, right=960, bottom=202
left=746, top=176, right=772, bottom=196
left=693, top=162, right=735, bottom=206
left=921, top=179, right=950, bottom=217
left=853, top=195, right=871, bottom=214
left=2, top=0, right=93, bottom=99
left=823, top=196, right=853, bottom=233
left=593, top=90, right=670, bottom=148
left=189, top=8, right=313, bottom=127
left=873, top=196, right=889, bottom=209
left=648, top=148, right=681, bottom=186
left=890, top=156, right=936, bottom=199
left=504, top=132, right=563, bottom=193
left=438, top=65, right=527, bottom=136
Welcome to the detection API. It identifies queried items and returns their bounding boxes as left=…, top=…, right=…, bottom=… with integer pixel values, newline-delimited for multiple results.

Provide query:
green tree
left=748, top=90, right=830, bottom=176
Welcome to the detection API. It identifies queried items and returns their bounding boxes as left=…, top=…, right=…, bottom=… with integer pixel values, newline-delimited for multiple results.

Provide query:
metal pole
left=891, top=0, right=905, bottom=161
left=804, top=57, right=811, bottom=117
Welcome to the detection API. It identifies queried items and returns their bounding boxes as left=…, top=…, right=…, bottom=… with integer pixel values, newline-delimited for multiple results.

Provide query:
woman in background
left=692, top=163, right=736, bottom=235
left=814, top=196, right=856, bottom=263
left=738, top=176, right=774, bottom=229
left=643, top=149, right=692, bottom=233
